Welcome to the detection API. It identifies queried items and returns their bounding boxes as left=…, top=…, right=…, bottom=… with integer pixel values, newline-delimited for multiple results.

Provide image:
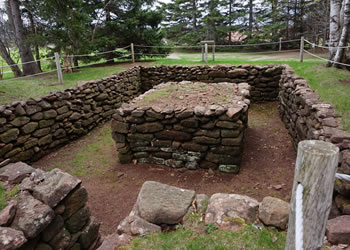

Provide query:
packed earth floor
left=33, top=102, right=296, bottom=235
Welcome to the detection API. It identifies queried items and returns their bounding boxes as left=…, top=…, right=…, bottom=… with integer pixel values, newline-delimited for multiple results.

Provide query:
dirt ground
left=33, top=102, right=296, bottom=235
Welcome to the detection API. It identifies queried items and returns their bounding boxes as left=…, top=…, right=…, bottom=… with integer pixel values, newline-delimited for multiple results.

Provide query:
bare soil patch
left=136, top=82, right=245, bottom=109
left=32, top=102, right=296, bottom=235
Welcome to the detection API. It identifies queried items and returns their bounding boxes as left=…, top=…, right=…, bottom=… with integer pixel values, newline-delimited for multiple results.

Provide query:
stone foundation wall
left=140, top=65, right=284, bottom=102
left=0, top=162, right=100, bottom=250
left=0, top=67, right=142, bottom=163
left=111, top=82, right=250, bottom=173
left=278, top=65, right=350, bottom=192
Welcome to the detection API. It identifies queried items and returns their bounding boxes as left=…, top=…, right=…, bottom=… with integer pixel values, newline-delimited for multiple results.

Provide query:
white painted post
left=131, top=43, right=135, bottom=63
left=279, top=38, right=282, bottom=51
left=300, top=36, right=304, bottom=63
left=54, top=52, right=64, bottom=85
left=285, top=140, right=339, bottom=250
left=212, top=44, right=215, bottom=61
left=205, top=43, right=208, bottom=65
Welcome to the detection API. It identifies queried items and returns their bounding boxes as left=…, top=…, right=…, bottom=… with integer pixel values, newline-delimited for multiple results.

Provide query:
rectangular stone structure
left=111, top=81, right=251, bottom=173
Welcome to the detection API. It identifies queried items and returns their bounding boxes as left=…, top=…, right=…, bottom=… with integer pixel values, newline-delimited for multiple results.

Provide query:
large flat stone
left=11, top=191, right=55, bottom=239
left=20, top=168, right=81, bottom=208
left=326, top=215, right=350, bottom=244
left=0, top=226, right=27, bottom=250
left=0, top=162, right=35, bottom=184
left=133, top=181, right=196, bottom=225
left=205, top=193, right=259, bottom=230
left=258, top=196, right=289, bottom=230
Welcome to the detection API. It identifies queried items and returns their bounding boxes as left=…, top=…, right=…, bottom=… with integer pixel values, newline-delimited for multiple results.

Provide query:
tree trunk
left=249, top=0, right=253, bottom=38
left=333, top=0, right=350, bottom=68
left=328, top=0, right=343, bottom=66
left=0, top=39, right=22, bottom=77
left=7, top=0, right=41, bottom=75
left=27, top=8, right=41, bottom=71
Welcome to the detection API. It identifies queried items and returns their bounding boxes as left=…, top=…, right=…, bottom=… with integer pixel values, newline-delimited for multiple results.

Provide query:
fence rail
left=0, top=38, right=348, bottom=83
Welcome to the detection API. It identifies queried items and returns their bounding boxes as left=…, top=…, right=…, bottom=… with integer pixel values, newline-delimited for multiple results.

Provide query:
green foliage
left=0, top=184, right=20, bottom=210
left=125, top=223, right=286, bottom=250
left=205, top=223, right=218, bottom=233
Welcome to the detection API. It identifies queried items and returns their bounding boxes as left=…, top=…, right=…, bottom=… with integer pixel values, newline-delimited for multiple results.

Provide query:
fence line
left=65, top=45, right=131, bottom=58
left=303, top=49, right=350, bottom=67
left=304, top=39, right=350, bottom=49
left=0, top=56, right=55, bottom=69
left=0, top=69, right=58, bottom=82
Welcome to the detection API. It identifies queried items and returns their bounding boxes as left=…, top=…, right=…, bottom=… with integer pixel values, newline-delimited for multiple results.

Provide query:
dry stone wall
left=0, top=67, right=142, bottom=163
left=0, top=162, right=100, bottom=250
left=278, top=65, right=350, bottom=199
left=112, top=81, right=251, bottom=173
left=140, top=65, right=284, bottom=102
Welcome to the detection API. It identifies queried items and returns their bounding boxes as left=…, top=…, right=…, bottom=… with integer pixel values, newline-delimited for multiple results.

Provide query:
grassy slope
left=0, top=65, right=123, bottom=104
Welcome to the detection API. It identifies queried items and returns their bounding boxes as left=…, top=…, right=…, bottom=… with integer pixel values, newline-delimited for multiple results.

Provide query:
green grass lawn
left=0, top=64, right=124, bottom=104
left=124, top=213, right=286, bottom=250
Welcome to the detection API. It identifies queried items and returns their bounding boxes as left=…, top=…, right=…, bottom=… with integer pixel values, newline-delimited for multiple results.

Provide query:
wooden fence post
left=299, top=36, right=304, bottom=63
left=212, top=44, right=215, bottom=61
left=54, top=52, right=64, bottom=85
left=131, top=43, right=135, bottom=63
left=279, top=38, right=282, bottom=51
left=205, top=43, right=208, bottom=65
left=201, top=45, right=204, bottom=62
left=285, top=140, right=339, bottom=250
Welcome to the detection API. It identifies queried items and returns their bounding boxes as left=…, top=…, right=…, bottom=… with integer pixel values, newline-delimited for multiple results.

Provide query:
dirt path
left=33, top=102, right=296, bottom=235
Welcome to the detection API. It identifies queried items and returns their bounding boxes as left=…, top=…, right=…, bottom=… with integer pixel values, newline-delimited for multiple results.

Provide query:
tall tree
left=6, top=0, right=40, bottom=75
left=330, top=0, right=350, bottom=68
left=328, top=0, right=344, bottom=66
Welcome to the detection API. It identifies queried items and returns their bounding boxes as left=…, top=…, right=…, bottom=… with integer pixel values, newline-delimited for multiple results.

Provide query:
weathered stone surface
left=335, top=178, right=350, bottom=199
left=111, top=120, right=130, bottom=134
left=128, top=133, right=154, bottom=142
left=181, top=142, right=208, bottom=152
left=65, top=206, right=90, bottom=233
left=0, top=162, right=35, bottom=184
left=79, top=217, right=100, bottom=249
left=0, top=200, right=17, bottom=226
left=194, top=106, right=206, bottom=116
left=193, top=136, right=220, bottom=145
left=62, top=186, right=88, bottom=219
left=218, top=164, right=239, bottom=174
left=0, top=226, right=27, bottom=250
left=194, top=129, right=220, bottom=138
left=11, top=191, right=55, bottom=239
left=155, top=130, right=192, bottom=141
left=341, top=151, right=350, bottom=175
left=10, top=116, right=30, bottom=127
left=180, top=118, right=199, bottom=128
left=0, top=128, right=20, bottom=143
left=326, top=215, right=350, bottom=244
left=221, top=129, right=241, bottom=138
left=117, top=215, right=161, bottom=236
left=136, top=122, right=163, bottom=133
left=42, top=215, right=64, bottom=242
left=335, top=195, right=350, bottom=215
left=205, top=193, right=259, bottom=230
left=258, top=196, right=289, bottom=230
left=216, top=121, right=240, bottom=129
left=134, top=181, right=196, bottom=224
left=20, top=168, right=82, bottom=208
left=164, top=159, right=184, bottom=168
left=43, top=110, right=57, bottom=119
left=49, top=227, right=71, bottom=250
left=226, top=107, right=242, bottom=119
left=227, top=69, right=248, bottom=77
